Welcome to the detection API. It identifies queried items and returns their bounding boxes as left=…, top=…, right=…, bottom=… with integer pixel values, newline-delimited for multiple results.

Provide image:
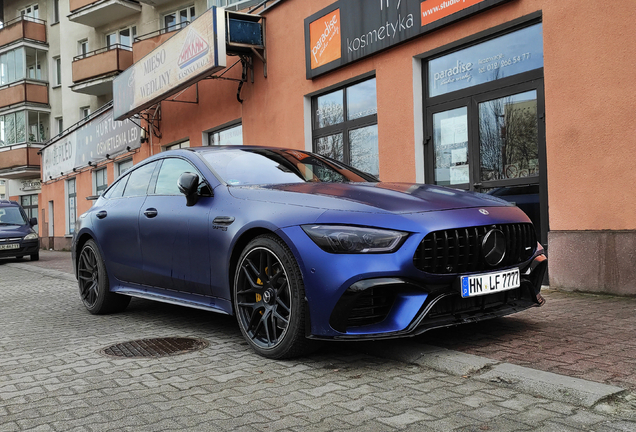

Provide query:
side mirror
left=178, top=172, right=200, bottom=207
left=29, top=217, right=38, bottom=227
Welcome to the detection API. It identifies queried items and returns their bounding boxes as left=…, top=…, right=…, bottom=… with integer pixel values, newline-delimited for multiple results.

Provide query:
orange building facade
left=36, top=0, right=636, bottom=295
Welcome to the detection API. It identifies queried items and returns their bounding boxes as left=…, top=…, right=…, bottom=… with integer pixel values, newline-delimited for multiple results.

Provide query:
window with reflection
left=208, top=123, right=243, bottom=146
left=312, top=78, right=379, bottom=177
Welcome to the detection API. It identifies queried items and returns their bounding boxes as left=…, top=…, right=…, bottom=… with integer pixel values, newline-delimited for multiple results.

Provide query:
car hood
left=0, top=224, right=30, bottom=238
left=229, top=182, right=512, bottom=214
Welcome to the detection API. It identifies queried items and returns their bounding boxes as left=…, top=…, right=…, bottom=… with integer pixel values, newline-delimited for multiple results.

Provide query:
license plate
left=460, top=268, right=520, bottom=298
left=0, top=243, right=19, bottom=250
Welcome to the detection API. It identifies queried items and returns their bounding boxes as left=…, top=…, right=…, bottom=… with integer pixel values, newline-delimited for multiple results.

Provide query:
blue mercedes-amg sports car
left=72, top=146, right=547, bottom=359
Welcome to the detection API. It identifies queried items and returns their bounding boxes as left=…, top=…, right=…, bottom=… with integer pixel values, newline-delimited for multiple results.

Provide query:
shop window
left=164, top=141, right=190, bottom=151
left=20, top=195, right=38, bottom=220
left=428, top=23, right=543, bottom=98
left=106, top=27, right=137, bottom=50
left=94, top=168, right=108, bottom=196
left=116, top=159, right=133, bottom=178
left=164, top=6, right=196, bottom=31
left=312, top=78, right=379, bottom=177
left=66, top=178, right=76, bottom=234
left=0, top=111, right=49, bottom=147
left=208, top=124, right=242, bottom=146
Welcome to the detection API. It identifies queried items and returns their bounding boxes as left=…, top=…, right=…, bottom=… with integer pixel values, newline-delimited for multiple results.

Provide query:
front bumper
left=0, top=239, right=39, bottom=259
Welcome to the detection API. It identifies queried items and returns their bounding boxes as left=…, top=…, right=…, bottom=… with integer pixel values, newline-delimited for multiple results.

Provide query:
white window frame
left=163, top=140, right=190, bottom=151
left=116, top=159, right=133, bottom=178
left=20, top=4, right=39, bottom=20
left=106, top=26, right=137, bottom=50
left=93, top=168, right=108, bottom=196
left=66, top=178, right=77, bottom=235
left=53, top=56, right=61, bottom=87
left=55, top=117, right=63, bottom=135
left=78, top=39, right=88, bottom=57
left=163, top=6, right=196, bottom=31
left=80, top=106, right=90, bottom=120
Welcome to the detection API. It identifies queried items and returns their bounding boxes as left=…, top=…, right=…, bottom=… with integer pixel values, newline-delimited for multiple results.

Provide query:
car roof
left=0, top=200, right=19, bottom=207
left=185, top=145, right=298, bottom=154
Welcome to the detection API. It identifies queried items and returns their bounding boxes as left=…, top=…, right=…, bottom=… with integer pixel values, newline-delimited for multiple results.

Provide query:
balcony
left=0, top=145, right=42, bottom=180
left=0, top=81, right=48, bottom=111
left=68, top=0, right=141, bottom=28
left=132, top=23, right=186, bottom=63
left=0, top=16, right=47, bottom=48
left=71, top=44, right=133, bottom=96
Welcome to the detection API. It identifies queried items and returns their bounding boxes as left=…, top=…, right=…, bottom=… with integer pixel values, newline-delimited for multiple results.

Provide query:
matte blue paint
left=72, top=147, right=544, bottom=339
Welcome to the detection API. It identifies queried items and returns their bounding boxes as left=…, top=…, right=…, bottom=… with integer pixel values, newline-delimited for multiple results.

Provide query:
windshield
left=0, top=207, right=28, bottom=225
left=200, top=148, right=378, bottom=186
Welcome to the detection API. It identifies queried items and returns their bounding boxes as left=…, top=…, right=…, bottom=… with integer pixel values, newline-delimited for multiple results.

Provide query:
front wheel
left=78, top=239, right=130, bottom=314
left=234, top=235, right=314, bottom=359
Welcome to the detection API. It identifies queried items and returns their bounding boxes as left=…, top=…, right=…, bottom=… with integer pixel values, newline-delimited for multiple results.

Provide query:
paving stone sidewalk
left=1, top=263, right=635, bottom=431
left=9, top=250, right=636, bottom=392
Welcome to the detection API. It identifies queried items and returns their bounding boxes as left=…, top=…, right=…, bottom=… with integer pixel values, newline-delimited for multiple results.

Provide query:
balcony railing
left=0, top=80, right=48, bottom=110
left=0, top=15, right=47, bottom=47
left=72, top=44, right=133, bottom=83
left=132, top=22, right=189, bottom=63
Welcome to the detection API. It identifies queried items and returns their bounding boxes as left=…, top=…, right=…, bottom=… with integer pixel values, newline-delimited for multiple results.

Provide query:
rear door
left=94, top=161, right=158, bottom=285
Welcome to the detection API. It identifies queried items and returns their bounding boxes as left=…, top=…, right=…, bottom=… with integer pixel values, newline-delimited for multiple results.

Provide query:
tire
left=30, top=252, right=39, bottom=261
left=233, top=234, right=315, bottom=359
left=77, top=239, right=130, bottom=315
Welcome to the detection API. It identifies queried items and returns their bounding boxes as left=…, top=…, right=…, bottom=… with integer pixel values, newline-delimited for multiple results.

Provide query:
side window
left=154, top=158, right=198, bottom=195
left=123, top=162, right=158, bottom=197
left=104, top=175, right=128, bottom=199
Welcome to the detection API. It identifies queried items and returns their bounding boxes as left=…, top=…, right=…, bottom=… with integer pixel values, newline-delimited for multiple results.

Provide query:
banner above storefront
left=304, top=0, right=513, bottom=79
left=42, top=107, right=141, bottom=181
left=113, top=6, right=227, bottom=120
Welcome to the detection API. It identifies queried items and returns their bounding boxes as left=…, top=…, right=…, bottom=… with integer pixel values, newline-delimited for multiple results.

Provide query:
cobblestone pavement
left=9, top=251, right=636, bottom=391
left=1, top=261, right=635, bottom=431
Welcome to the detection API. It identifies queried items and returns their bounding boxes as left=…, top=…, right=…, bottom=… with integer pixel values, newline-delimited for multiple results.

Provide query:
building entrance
left=423, top=22, right=548, bottom=248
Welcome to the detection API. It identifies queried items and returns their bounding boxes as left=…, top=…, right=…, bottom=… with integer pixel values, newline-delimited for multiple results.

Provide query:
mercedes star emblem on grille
left=482, top=228, right=506, bottom=266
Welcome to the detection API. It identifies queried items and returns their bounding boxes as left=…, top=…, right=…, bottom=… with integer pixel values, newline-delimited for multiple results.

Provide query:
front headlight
left=302, top=225, right=408, bottom=254
left=24, top=232, right=38, bottom=240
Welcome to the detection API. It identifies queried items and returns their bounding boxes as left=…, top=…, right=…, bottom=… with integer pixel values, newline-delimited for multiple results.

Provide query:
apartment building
left=0, top=0, right=255, bottom=247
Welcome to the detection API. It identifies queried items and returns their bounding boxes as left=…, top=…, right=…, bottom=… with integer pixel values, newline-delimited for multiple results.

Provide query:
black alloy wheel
left=78, top=239, right=130, bottom=314
left=234, top=235, right=313, bottom=359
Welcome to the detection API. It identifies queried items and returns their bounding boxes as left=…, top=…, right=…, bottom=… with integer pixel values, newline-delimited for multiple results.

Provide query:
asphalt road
left=1, top=252, right=635, bottom=431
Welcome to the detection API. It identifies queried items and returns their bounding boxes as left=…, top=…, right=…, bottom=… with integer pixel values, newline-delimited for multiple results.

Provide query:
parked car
left=72, top=147, right=547, bottom=359
left=0, top=200, right=39, bottom=261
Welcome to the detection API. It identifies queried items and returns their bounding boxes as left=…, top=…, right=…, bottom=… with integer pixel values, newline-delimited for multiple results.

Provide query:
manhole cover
left=99, top=337, right=209, bottom=358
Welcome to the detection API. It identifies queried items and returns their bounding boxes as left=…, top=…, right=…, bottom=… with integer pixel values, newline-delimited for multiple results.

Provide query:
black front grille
left=413, top=223, right=536, bottom=274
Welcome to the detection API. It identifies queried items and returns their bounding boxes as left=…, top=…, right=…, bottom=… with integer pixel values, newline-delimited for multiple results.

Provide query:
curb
left=359, top=341, right=625, bottom=408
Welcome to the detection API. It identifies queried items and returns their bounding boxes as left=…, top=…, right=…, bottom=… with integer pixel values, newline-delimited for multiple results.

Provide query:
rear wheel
left=234, top=235, right=314, bottom=359
left=78, top=239, right=130, bottom=314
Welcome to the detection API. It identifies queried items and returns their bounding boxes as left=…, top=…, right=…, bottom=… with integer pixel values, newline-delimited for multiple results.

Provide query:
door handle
left=144, top=208, right=158, bottom=218
left=96, top=211, right=107, bottom=219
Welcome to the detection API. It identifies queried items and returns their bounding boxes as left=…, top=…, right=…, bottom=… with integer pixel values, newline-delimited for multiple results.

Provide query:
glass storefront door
left=427, top=82, right=547, bottom=246
left=425, top=22, right=548, bottom=248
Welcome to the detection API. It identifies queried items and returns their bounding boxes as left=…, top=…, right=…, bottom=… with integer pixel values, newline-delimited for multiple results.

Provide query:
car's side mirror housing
left=178, top=172, right=200, bottom=207
left=29, top=217, right=38, bottom=227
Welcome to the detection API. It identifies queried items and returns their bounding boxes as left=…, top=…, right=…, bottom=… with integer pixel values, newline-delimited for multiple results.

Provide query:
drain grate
left=99, top=337, right=209, bottom=358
